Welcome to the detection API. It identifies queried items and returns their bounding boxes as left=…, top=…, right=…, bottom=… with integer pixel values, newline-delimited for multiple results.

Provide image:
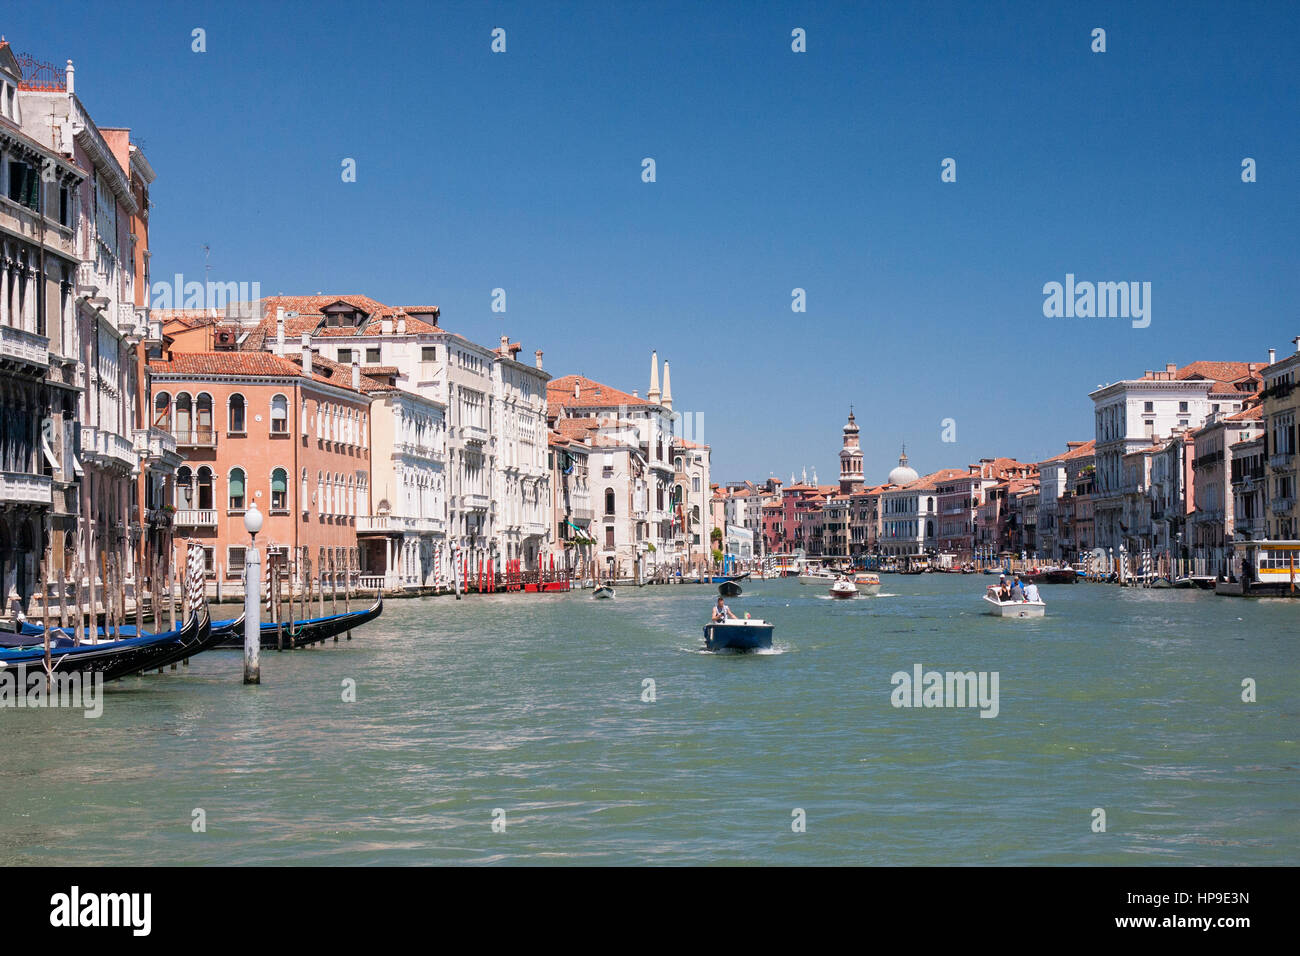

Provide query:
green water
left=1, top=575, right=1296, bottom=865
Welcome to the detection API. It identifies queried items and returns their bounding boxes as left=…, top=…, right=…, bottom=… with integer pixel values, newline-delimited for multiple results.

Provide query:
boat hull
left=211, top=598, right=382, bottom=649
left=718, top=581, right=742, bottom=597
left=592, top=586, right=615, bottom=599
left=703, top=620, right=774, bottom=651
left=0, top=608, right=212, bottom=681
left=982, top=595, right=1046, bottom=618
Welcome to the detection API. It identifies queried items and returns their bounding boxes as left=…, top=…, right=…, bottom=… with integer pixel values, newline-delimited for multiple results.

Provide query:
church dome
left=888, top=447, right=918, bottom=486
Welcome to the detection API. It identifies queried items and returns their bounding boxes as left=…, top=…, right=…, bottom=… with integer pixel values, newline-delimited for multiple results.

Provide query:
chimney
left=662, top=361, right=673, bottom=411
left=501, top=335, right=509, bottom=353
left=1166, top=362, right=1177, bottom=375
left=352, top=358, right=360, bottom=390
left=396, top=311, right=406, bottom=335
left=65, top=59, right=75, bottom=95
left=276, top=307, right=285, bottom=354
left=648, top=351, right=661, bottom=403
left=574, top=380, right=581, bottom=399
left=1293, top=336, right=1300, bottom=354
left=301, top=332, right=312, bottom=376
left=381, top=314, right=393, bottom=335
left=1269, top=348, right=1276, bottom=364
left=534, top=349, right=543, bottom=370
left=632, top=390, right=638, bottom=398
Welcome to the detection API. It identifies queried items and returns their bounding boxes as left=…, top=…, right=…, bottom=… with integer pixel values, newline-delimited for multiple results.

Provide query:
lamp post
left=243, top=503, right=263, bottom=684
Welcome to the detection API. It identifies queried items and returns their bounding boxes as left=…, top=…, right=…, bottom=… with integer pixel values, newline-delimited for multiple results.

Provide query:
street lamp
left=243, top=503, right=263, bottom=684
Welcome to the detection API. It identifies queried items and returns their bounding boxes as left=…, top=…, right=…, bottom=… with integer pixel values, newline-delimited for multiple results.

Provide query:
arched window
left=197, top=466, right=214, bottom=509
left=674, top=456, right=683, bottom=471
left=228, top=393, right=246, bottom=433
left=672, top=484, right=684, bottom=507
left=271, top=468, right=288, bottom=512
left=301, top=468, right=309, bottom=511
left=228, top=467, right=246, bottom=511
left=153, top=391, right=172, bottom=430
left=317, top=471, right=323, bottom=511
left=692, top=476, right=700, bottom=493
left=270, top=394, right=288, bottom=433
left=605, top=488, right=616, bottom=515
left=196, top=393, right=214, bottom=441
left=176, top=466, right=194, bottom=509
left=175, top=392, right=193, bottom=438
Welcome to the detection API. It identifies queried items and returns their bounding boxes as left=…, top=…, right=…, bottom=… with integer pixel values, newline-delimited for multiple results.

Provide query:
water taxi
left=853, top=572, right=882, bottom=594
left=982, top=591, right=1045, bottom=618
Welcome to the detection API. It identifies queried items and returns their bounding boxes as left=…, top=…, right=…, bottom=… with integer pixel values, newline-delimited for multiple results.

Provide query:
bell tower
left=839, top=407, right=863, bottom=493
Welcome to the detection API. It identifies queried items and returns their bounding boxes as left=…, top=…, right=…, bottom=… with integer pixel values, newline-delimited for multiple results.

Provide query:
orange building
left=147, top=344, right=378, bottom=591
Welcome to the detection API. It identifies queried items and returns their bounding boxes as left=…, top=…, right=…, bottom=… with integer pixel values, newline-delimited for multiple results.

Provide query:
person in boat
left=1009, top=577, right=1026, bottom=602
left=712, top=596, right=738, bottom=623
left=1023, top=581, right=1042, bottom=603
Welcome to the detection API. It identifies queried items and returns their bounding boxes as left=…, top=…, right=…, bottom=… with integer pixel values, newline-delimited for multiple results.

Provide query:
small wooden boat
left=702, top=618, right=774, bottom=651
left=852, top=572, right=881, bottom=594
left=702, top=572, right=751, bottom=585
left=982, top=593, right=1046, bottom=618
left=1022, top=567, right=1077, bottom=585
left=211, top=597, right=382, bottom=649
left=1172, top=577, right=1196, bottom=589
left=592, top=584, right=615, bottom=599
left=829, top=579, right=858, bottom=599
left=718, top=580, right=743, bottom=597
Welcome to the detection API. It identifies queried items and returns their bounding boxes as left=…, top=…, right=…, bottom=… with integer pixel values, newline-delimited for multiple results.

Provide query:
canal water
left=1, top=575, right=1296, bottom=865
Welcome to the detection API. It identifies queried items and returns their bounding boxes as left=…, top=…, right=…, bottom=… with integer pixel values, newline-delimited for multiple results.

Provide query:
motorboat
left=592, top=584, right=615, bottom=599
left=1021, top=566, right=1077, bottom=585
left=852, top=572, right=881, bottom=595
left=703, top=617, right=774, bottom=651
left=829, top=578, right=858, bottom=599
left=718, top=580, right=743, bottom=598
left=799, top=568, right=837, bottom=585
left=982, top=592, right=1046, bottom=618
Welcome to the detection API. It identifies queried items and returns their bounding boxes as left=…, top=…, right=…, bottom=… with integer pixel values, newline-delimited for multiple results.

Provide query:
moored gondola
left=0, top=607, right=212, bottom=682
left=210, top=595, right=383, bottom=649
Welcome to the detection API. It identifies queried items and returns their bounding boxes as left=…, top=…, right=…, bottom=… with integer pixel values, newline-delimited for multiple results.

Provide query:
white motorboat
left=982, top=593, right=1045, bottom=618
left=592, top=584, right=615, bottom=599
left=829, top=579, right=858, bottom=599
left=799, top=568, right=837, bottom=585
left=852, top=572, right=882, bottom=595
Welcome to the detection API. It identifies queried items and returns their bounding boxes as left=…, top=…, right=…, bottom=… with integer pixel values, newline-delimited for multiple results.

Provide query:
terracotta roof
left=361, top=366, right=401, bottom=377
left=548, top=375, right=648, bottom=411
left=1223, top=404, right=1262, bottom=422
left=1174, top=361, right=1257, bottom=383
left=148, top=351, right=305, bottom=378
left=1038, top=439, right=1097, bottom=465
left=552, top=417, right=601, bottom=442
left=287, top=352, right=388, bottom=394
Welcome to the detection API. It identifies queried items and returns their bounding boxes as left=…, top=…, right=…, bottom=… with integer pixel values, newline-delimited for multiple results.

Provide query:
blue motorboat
left=702, top=618, right=774, bottom=651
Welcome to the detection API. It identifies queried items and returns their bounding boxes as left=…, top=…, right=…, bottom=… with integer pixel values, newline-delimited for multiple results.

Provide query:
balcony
left=0, top=324, right=50, bottom=373
left=1269, top=452, right=1294, bottom=470
left=0, top=471, right=52, bottom=507
left=80, top=426, right=137, bottom=472
left=173, top=428, right=218, bottom=449
left=174, top=509, right=218, bottom=528
left=134, top=427, right=180, bottom=466
left=461, top=424, right=488, bottom=444
left=357, top=514, right=446, bottom=535
left=461, top=493, right=491, bottom=511
left=1270, top=497, right=1295, bottom=514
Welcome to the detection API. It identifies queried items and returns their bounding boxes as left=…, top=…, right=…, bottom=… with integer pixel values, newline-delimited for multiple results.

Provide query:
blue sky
left=8, top=1, right=1298, bottom=483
